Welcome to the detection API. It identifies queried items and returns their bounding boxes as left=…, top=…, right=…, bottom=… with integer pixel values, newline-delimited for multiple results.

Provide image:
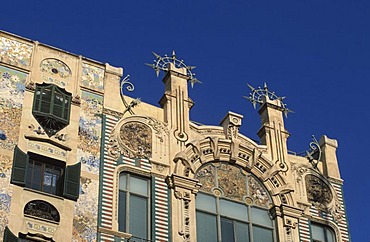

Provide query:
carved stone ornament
left=305, top=174, right=333, bottom=208
left=118, top=121, right=152, bottom=159
left=108, top=116, right=169, bottom=159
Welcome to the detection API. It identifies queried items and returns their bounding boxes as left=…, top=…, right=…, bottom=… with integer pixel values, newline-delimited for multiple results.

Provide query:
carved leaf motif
left=305, top=174, right=333, bottom=206
left=119, top=122, right=152, bottom=159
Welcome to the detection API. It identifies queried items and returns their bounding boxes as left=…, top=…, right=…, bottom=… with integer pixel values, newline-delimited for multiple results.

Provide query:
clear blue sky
left=1, top=0, right=369, bottom=241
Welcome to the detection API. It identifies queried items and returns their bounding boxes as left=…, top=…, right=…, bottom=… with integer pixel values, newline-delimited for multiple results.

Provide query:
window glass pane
left=129, top=175, right=148, bottom=196
left=196, top=211, right=217, bottom=242
left=220, top=199, right=248, bottom=221
left=235, top=222, right=249, bottom=242
left=31, top=161, right=42, bottom=191
left=130, top=195, right=148, bottom=239
left=119, top=173, right=127, bottom=190
left=196, top=193, right=216, bottom=213
left=251, top=207, right=272, bottom=227
left=221, top=217, right=235, bottom=242
left=118, top=190, right=126, bottom=232
left=325, top=227, right=335, bottom=242
left=311, top=224, right=325, bottom=241
left=253, top=226, right=273, bottom=242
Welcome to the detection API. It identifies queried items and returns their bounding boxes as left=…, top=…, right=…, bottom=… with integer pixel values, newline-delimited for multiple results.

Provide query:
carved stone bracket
left=270, top=205, right=303, bottom=242
left=166, top=174, right=201, bottom=241
left=220, top=111, right=243, bottom=140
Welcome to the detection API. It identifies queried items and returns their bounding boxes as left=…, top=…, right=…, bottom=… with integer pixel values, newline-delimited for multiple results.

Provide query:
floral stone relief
left=0, top=36, right=33, bottom=66
left=78, top=91, right=103, bottom=175
left=119, top=122, right=152, bottom=159
left=0, top=65, right=27, bottom=150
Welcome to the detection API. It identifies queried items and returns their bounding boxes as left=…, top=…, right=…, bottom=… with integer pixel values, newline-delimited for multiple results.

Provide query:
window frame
left=310, top=222, right=337, bottom=242
left=118, top=172, right=151, bottom=240
left=195, top=162, right=276, bottom=242
left=11, top=146, right=81, bottom=201
left=26, top=153, right=64, bottom=196
left=32, top=83, right=72, bottom=136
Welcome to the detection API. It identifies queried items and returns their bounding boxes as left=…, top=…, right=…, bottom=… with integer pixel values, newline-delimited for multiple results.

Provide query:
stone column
left=166, top=174, right=201, bottom=242
left=270, top=205, right=303, bottom=242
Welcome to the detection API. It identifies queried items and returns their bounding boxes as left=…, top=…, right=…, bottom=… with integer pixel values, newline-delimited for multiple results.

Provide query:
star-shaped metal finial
left=145, top=51, right=202, bottom=88
left=244, top=83, right=292, bottom=117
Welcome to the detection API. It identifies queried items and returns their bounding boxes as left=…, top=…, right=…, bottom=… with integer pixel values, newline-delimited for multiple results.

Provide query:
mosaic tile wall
left=81, top=63, right=104, bottom=91
left=0, top=65, right=26, bottom=240
left=0, top=65, right=27, bottom=150
left=72, top=178, right=99, bottom=242
left=0, top=154, right=13, bottom=240
left=0, top=37, right=33, bottom=67
left=78, top=91, right=103, bottom=175
left=73, top=90, right=103, bottom=242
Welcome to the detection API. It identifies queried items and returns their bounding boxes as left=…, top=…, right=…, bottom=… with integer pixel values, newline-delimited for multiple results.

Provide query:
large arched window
left=195, top=162, right=275, bottom=242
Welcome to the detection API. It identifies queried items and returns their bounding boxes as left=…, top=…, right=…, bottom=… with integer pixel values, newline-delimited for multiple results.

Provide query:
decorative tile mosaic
left=218, top=163, right=246, bottom=201
left=78, top=149, right=99, bottom=174
left=248, top=175, right=270, bottom=207
left=0, top=36, right=33, bottom=66
left=42, top=76, right=67, bottom=88
left=195, top=164, right=215, bottom=193
left=0, top=65, right=27, bottom=150
left=81, top=63, right=104, bottom=91
left=195, top=162, right=271, bottom=207
left=40, top=58, right=71, bottom=79
left=0, top=154, right=13, bottom=238
left=78, top=91, right=103, bottom=175
left=72, top=177, right=98, bottom=242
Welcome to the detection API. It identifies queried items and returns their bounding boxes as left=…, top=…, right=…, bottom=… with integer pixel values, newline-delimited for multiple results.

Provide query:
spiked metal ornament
left=244, top=83, right=292, bottom=117
left=146, top=51, right=202, bottom=88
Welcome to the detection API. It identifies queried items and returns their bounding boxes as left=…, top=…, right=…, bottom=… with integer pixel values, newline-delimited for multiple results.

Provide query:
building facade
left=0, top=31, right=350, bottom=242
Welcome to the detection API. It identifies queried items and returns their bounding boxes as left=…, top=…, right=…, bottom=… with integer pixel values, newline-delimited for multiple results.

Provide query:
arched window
left=118, top=172, right=151, bottom=240
left=311, top=223, right=336, bottom=242
left=195, top=162, right=275, bottom=242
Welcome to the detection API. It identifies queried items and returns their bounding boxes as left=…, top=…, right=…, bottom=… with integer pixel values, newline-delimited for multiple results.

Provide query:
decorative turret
left=147, top=51, right=201, bottom=150
left=245, top=83, right=291, bottom=171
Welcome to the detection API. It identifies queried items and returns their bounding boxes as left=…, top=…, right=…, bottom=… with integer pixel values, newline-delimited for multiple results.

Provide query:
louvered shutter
left=63, top=162, right=81, bottom=201
left=3, top=226, right=18, bottom=242
left=10, top=146, right=28, bottom=186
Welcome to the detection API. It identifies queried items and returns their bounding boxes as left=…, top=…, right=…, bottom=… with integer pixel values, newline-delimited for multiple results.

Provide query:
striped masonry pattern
left=154, top=177, right=170, bottom=242
left=99, top=114, right=156, bottom=241
left=305, top=183, right=350, bottom=242
left=100, top=114, right=119, bottom=229
left=332, top=183, right=350, bottom=242
left=298, top=217, right=310, bottom=242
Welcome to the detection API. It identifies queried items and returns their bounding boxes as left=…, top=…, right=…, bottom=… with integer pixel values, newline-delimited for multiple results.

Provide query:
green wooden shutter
left=11, top=146, right=28, bottom=186
left=63, top=162, right=81, bottom=201
left=3, top=226, right=18, bottom=242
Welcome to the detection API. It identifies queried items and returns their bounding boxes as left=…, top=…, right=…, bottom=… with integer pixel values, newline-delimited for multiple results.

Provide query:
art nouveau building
left=0, top=30, right=350, bottom=242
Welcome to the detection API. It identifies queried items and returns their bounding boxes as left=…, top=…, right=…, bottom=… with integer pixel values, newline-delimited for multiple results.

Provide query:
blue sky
left=1, top=0, right=369, bottom=241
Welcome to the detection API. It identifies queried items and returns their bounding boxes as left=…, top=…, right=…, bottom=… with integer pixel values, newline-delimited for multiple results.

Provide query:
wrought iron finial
left=305, top=135, right=322, bottom=169
left=120, top=75, right=140, bottom=115
left=244, top=83, right=292, bottom=117
left=145, top=51, right=202, bottom=88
